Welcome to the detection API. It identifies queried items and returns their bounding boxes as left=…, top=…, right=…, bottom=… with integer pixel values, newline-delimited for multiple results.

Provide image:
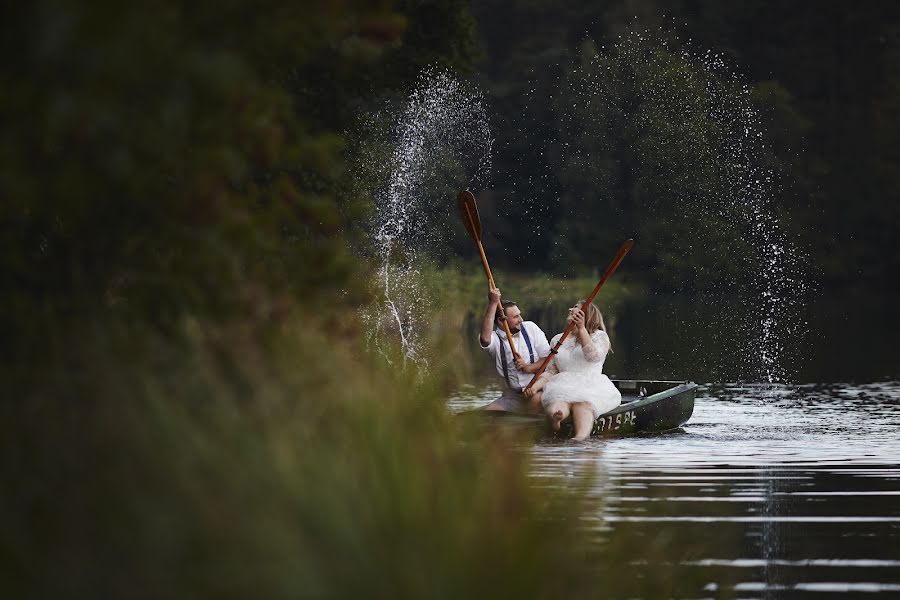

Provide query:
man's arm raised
left=480, top=287, right=501, bottom=347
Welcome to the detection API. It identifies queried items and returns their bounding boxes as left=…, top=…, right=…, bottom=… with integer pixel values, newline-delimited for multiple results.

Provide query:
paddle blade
left=456, top=190, right=481, bottom=240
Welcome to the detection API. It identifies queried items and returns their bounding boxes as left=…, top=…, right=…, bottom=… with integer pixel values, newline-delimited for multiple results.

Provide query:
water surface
left=450, top=382, right=900, bottom=597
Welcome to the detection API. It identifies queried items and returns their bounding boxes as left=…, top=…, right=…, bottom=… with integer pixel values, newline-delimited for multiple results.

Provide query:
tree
left=0, top=1, right=408, bottom=361
left=549, top=35, right=770, bottom=291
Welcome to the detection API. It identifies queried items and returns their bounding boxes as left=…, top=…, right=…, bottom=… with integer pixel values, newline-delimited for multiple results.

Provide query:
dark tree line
left=469, top=0, right=900, bottom=292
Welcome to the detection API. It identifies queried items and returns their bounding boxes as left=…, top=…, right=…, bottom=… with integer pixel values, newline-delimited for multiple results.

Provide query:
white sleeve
left=583, top=331, right=610, bottom=363
left=480, top=330, right=500, bottom=355
left=529, top=322, right=551, bottom=357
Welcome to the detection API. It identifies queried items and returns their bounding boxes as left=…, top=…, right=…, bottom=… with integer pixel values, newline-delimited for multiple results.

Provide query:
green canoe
left=461, top=379, right=697, bottom=439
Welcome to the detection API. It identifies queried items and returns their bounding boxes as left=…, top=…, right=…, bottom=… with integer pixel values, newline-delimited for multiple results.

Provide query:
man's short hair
left=496, top=300, right=518, bottom=324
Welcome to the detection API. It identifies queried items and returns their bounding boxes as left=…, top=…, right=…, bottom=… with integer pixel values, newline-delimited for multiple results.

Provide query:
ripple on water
left=450, top=381, right=900, bottom=596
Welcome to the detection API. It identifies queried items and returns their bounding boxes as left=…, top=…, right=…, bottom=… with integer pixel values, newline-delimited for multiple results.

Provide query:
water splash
left=550, top=32, right=807, bottom=383
left=708, top=53, right=808, bottom=384
left=358, top=70, right=492, bottom=370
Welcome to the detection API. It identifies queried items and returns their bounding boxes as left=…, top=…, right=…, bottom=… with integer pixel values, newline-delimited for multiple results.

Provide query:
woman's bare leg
left=545, top=401, right=570, bottom=432
left=571, top=403, right=595, bottom=441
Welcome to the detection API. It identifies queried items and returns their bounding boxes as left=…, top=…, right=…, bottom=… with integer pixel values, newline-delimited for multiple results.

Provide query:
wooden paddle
left=457, top=190, right=522, bottom=361
left=524, top=238, right=634, bottom=391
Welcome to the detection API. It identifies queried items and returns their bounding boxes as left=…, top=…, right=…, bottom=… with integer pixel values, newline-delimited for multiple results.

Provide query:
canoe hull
left=560, top=380, right=696, bottom=438
left=463, top=380, right=696, bottom=439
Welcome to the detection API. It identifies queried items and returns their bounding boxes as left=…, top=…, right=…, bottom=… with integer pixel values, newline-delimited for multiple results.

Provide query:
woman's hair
left=578, top=300, right=612, bottom=352
left=577, top=301, right=604, bottom=332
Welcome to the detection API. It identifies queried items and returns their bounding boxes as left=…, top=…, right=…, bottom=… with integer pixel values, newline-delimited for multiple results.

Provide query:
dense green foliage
left=0, top=0, right=478, bottom=362
left=548, top=37, right=762, bottom=290
left=1, top=1, right=385, bottom=356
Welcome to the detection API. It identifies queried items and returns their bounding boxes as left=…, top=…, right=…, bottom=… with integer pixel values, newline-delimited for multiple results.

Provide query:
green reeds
left=1, top=310, right=584, bottom=598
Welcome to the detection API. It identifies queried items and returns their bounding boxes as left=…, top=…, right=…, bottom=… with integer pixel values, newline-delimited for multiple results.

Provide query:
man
left=479, top=287, right=551, bottom=412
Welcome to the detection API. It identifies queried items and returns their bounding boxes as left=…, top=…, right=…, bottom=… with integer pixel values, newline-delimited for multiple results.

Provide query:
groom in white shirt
left=479, top=287, right=551, bottom=412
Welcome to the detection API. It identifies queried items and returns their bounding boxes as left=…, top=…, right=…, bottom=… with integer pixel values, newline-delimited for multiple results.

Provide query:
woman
left=524, top=301, right=621, bottom=440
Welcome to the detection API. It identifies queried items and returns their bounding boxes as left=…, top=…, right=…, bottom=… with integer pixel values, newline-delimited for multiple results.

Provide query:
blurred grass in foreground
left=2, top=311, right=579, bottom=598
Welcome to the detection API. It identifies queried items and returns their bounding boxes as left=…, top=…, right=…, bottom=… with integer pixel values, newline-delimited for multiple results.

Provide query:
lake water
left=448, top=382, right=900, bottom=597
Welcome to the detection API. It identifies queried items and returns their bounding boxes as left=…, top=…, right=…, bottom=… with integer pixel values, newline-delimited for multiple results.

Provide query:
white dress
left=540, top=330, right=621, bottom=419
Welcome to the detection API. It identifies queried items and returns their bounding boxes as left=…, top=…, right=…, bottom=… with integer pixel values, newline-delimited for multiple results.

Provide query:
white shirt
left=480, top=320, right=551, bottom=390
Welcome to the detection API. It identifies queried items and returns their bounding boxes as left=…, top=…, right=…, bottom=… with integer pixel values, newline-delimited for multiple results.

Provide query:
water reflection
left=450, top=382, right=900, bottom=597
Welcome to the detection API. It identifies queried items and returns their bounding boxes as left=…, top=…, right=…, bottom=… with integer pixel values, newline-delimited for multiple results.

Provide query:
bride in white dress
left=524, top=301, right=621, bottom=440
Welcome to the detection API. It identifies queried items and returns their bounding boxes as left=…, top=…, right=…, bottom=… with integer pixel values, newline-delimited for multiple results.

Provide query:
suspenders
left=498, top=324, right=535, bottom=390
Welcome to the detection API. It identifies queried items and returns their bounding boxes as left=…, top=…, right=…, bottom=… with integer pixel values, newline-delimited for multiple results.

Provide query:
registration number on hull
left=593, top=410, right=637, bottom=434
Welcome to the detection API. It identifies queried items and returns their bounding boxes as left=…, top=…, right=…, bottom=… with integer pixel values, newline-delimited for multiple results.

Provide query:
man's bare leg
left=485, top=392, right=527, bottom=412
left=571, top=402, right=594, bottom=441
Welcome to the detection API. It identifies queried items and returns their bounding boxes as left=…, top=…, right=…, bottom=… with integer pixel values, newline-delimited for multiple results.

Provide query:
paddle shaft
left=462, top=202, right=522, bottom=361
left=524, top=239, right=634, bottom=391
